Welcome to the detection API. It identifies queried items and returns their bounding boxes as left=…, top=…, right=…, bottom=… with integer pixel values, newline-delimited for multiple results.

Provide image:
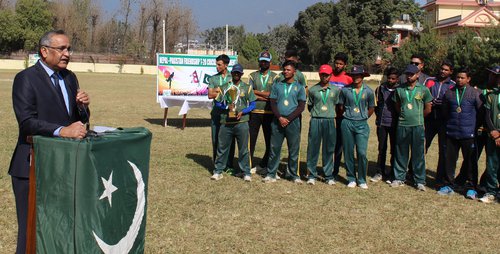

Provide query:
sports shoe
left=294, top=178, right=303, bottom=184
left=416, top=183, right=426, bottom=192
left=347, top=181, right=357, bottom=188
left=262, top=176, right=276, bottom=183
left=465, top=189, right=477, bottom=200
left=385, top=180, right=392, bottom=184
left=250, top=167, right=257, bottom=174
left=390, top=180, right=404, bottom=187
left=437, top=186, right=454, bottom=195
left=327, top=179, right=336, bottom=185
left=479, top=193, right=496, bottom=204
left=275, top=174, right=281, bottom=180
left=210, top=173, right=223, bottom=181
left=359, top=183, right=368, bottom=189
left=243, top=175, right=252, bottom=182
left=307, top=179, right=316, bottom=185
left=370, top=174, right=382, bottom=183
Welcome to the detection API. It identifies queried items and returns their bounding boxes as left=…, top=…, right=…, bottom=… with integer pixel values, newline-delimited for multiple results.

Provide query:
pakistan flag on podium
left=31, top=127, right=151, bottom=253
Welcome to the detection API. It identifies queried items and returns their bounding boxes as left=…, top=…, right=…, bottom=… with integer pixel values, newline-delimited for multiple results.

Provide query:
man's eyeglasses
left=410, top=61, right=421, bottom=66
left=43, top=45, right=73, bottom=55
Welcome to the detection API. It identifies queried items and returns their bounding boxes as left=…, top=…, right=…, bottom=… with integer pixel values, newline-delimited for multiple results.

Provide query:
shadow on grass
left=144, top=118, right=211, bottom=128
left=186, top=153, right=213, bottom=173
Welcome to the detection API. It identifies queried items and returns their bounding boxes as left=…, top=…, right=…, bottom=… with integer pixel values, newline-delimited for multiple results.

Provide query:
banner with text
left=156, top=53, right=237, bottom=98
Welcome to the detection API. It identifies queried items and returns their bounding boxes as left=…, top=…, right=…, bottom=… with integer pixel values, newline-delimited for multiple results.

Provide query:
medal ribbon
left=456, top=86, right=466, bottom=108
left=260, top=72, right=270, bottom=90
left=405, top=87, right=417, bottom=104
left=352, top=85, right=364, bottom=107
left=321, top=87, right=330, bottom=105
left=283, top=82, right=294, bottom=99
left=219, top=74, right=229, bottom=87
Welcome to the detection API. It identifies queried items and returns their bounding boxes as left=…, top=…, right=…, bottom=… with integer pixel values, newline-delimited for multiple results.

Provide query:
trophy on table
left=223, top=82, right=241, bottom=119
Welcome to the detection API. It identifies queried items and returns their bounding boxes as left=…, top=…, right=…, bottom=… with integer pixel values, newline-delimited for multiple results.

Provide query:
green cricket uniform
left=248, top=71, right=278, bottom=168
left=393, top=83, right=433, bottom=184
left=249, top=70, right=278, bottom=114
left=267, top=81, right=307, bottom=180
left=214, top=81, right=257, bottom=176
left=278, top=69, right=308, bottom=87
left=306, top=83, right=340, bottom=181
left=481, top=89, right=500, bottom=195
left=208, top=72, right=234, bottom=168
left=339, top=84, right=375, bottom=184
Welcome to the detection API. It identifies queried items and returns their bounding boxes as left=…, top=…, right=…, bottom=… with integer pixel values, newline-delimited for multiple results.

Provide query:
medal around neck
left=223, top=82, right=241, bottom=118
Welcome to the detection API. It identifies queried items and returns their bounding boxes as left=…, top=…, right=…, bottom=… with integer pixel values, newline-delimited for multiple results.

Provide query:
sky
left=102, top=0, right=428, bottom=34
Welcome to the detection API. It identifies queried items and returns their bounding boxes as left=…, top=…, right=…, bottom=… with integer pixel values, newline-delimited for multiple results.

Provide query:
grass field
left=0, top=70, right=498, bottom=253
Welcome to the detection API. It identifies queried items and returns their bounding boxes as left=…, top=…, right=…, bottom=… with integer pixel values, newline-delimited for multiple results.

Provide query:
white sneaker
left=275, top=174, right=281, bottom=180
left=262, top=176, right=276, bottom=183
left=327, top=179, right=336, bottom=185
left=370, top=174, right=382, bottom=183
left=294, top=178, right=303, bottom=184
left=243, top=175, right=252, bottom=182
left=359, top=183, right=368, bottom=189
left=479, top=193, right=496, bottom=203
left=416, top=183, right=426, bottom=192
left=307, top=179, right=316, bottom=185
left=347, top=181, right=357, bottom=188
left=250, top=167, right=257, bottom=174
left=210, top=173, right=223, bottom=181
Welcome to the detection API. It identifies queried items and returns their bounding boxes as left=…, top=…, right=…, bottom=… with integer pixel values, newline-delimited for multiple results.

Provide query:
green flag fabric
left=33, top=127, right=152, bottom=254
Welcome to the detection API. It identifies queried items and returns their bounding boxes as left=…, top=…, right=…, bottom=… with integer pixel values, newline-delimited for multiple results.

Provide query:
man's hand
left=76, top=90, right=90, bottom=106
left=236, top=112, right=243, bottom=120
left=60, top=121, right=87, bottom=139
left=490, top=130, right=500, bottom=140
left=279, top=117, right=289, bottom=128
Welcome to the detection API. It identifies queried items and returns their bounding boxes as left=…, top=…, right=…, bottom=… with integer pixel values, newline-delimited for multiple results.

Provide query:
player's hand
left=60, top=121, right=87, bottom=139
left=236, top=112, right=243, bottom=120
left=279, top=117, right=289, bottom=127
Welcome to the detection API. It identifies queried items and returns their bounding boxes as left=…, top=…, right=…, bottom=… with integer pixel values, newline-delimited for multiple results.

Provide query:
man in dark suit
left=9, top=30, right=90, bottom=254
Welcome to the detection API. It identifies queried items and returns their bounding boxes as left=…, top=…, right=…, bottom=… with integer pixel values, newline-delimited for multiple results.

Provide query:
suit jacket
left=9, top=61, right=88, bottom=178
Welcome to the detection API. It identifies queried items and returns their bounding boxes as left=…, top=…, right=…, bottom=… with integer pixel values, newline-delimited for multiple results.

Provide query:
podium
left=26, top=128, right=152, bottom=253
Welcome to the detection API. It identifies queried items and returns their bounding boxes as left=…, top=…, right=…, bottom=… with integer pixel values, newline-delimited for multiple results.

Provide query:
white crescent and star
left=99, top=172, right=118, bottom=207
left=93, top=161, right=146, bottom=254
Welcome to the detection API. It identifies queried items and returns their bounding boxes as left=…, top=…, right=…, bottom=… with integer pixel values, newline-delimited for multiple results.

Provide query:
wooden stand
left=163, top=108, right=187, bottom=130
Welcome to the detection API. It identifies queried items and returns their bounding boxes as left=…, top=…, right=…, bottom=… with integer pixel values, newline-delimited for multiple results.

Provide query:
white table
left=159, top=95, right=213, bottom=129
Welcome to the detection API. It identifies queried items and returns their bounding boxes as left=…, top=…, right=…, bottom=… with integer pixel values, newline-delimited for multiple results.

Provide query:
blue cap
left=258, top=51, right=272, bottom=62
left=404, top=64, right=420, bottom=75
left=231, top=64, right=244, bottom=74
left=347, top=65, right=370, bottom=77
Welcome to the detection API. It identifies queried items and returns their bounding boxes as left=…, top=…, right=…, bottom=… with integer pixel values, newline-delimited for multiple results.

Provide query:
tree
left=201, top=25, right=245, bottom=52
left=260, top=24, right=295, bottom=65
left=446, top=27, right=500, bottom=87
left=287, top=0, right=423, bottom=69
left=238, top=34, right=262, bottom=69
left=0, top=9, right=23, bottom=53
left=15, top=0, right=53, bottom=51
left=392, top=25, right=448, bottom=76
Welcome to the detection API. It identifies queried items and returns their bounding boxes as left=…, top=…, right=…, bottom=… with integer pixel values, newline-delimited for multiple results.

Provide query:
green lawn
left=0, top=70, right=498, bottom=253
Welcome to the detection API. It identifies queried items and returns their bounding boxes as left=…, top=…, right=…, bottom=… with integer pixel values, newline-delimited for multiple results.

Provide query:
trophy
left=223, top=83, right=241, bottom=118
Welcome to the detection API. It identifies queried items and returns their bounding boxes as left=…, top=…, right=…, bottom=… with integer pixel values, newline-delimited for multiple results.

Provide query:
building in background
left=422, top=0, right=499, bottom=36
